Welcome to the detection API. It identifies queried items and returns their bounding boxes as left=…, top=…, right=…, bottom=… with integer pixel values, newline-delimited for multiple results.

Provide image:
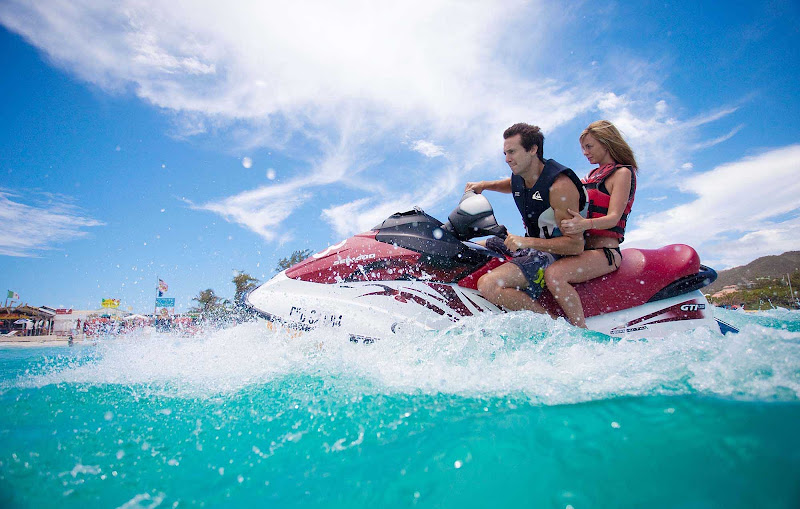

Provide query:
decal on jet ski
left=427, top=283, right=476, bottom=317
left=289, top=306, right=343, bottom=328
left=610, top=299, right=707, bottom=334
left=358, top=283, right=476, bottom=322
left=461, top=292, right=489, bottom=313
left=312, top=240, right=347, bottom=259
left=333, top=253, right=376, bottom=266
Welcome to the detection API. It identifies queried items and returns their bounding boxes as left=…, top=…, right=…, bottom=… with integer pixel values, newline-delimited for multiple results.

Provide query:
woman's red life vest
left=583, top=163, right=636, bottom=242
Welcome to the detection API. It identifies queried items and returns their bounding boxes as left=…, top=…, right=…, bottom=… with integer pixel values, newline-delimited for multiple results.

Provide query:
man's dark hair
left=503, top=123, right=544, bottom=161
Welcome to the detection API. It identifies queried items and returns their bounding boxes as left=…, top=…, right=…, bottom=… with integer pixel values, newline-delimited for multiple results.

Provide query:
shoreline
left=0, top=335, right=91, bottom=348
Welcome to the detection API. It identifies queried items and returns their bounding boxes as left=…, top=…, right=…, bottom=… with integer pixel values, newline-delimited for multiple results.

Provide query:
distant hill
left=705, top=251, right=800, bottom=294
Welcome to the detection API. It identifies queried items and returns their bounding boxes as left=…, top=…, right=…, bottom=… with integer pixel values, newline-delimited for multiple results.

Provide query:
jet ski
left=247, top=192, right=739, bottom=342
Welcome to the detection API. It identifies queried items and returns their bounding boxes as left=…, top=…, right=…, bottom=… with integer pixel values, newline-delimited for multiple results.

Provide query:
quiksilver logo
left=532, top=191, right=543, bottom=201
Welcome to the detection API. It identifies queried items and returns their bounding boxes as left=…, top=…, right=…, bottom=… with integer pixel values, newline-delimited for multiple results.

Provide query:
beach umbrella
left=13, top=319, right=32, bottom=325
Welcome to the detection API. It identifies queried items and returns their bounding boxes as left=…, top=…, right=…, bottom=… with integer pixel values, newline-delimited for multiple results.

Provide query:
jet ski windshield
left=443, top=191, right=507, bottom=241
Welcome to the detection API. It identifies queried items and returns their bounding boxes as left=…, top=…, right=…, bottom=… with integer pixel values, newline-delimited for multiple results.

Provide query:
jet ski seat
left=538, top=244, right=715, bottom=318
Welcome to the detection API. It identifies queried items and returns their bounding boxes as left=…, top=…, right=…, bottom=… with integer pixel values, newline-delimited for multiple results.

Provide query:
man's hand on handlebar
left=504, top=232, right=526, bottom=252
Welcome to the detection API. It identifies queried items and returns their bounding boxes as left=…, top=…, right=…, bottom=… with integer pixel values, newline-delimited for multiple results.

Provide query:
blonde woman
left=544, top=120, right=638, bottom=328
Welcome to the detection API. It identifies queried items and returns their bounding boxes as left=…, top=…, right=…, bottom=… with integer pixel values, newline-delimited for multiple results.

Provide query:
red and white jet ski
left=247, top=193, right=738, bottom=342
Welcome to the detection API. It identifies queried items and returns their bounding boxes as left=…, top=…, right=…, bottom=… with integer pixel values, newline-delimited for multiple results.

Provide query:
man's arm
left=465, top=177, right=512, bottom=194
left=504, top=174, right=584, bottom=256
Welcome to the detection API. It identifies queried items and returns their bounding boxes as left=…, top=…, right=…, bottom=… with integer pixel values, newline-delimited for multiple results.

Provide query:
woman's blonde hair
left=580, top=120, right=638, bottom=170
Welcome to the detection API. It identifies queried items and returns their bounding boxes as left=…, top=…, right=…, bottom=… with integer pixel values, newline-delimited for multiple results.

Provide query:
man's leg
left=477, top=262, right=548, bottom=313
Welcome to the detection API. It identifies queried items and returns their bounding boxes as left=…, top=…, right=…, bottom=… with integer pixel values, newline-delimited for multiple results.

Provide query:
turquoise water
left=1, top=309, right=799, bottom=508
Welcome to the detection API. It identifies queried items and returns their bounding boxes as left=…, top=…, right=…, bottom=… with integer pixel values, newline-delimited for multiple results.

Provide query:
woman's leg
left=477, top=263, right=549, bottom=314
left=544, top=250, right=621, bottom=328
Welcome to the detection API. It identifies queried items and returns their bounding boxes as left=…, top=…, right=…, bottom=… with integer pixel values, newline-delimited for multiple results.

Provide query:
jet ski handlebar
left=442, top=191, right=508, bottom=241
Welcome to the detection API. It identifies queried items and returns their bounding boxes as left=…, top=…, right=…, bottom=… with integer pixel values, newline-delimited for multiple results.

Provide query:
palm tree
left=275, top=249, right=312, bottom=273
left=233, top=271, right=260, bottom=303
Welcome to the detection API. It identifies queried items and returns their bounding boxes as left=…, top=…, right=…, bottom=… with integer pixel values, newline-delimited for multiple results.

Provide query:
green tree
left=275, top=249, right=312, bottom=273
left=232, top=271, right=260, bottom=303
left=706, top=271, right=800, bottom=310
left=191, top=288, right=226, bottom=320
left=230, top=271, right=260, bottom=322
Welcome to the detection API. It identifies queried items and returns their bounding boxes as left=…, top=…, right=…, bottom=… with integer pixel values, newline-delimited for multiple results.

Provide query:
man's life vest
left=583, top=163, right=636, bottom=242
left=511, top=159, right=586, bottom=239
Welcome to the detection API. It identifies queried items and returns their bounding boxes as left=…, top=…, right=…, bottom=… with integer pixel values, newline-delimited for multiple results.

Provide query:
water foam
left=14, top=311, right=800, bottom=405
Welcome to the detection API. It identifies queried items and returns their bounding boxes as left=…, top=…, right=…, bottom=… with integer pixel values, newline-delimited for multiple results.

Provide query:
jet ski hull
left=247, top=199, right=737, bottom=341
left=247, top=273, right=724, bottom=341
left=246, top=271, right=503, bottom=341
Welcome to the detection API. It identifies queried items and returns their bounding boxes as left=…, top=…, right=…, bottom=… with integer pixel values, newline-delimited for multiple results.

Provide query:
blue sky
left=1, top=0, right=799, bottom=313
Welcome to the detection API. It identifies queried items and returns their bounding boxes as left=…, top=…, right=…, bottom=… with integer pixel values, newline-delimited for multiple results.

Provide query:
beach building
left=710, top=285, right=740, bottom=300
left=0, top=305, right=57, bottom=336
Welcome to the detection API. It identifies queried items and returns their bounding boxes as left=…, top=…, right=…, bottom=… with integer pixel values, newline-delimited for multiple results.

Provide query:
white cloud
left=0, top=1, right=748, bottom=244
left=412, top=140, right=445, bottom=158
left=320, top=198, right=377, bottom=239
left=322, top=164, right=465, bottom=238
left=709, top=219, right=800, bottom=268
left=624, top=145, right=800, bottom=268
left=0, top=189, right=104, bottom=257
left=691, top=124, right=745, bottom=151
left=595, top=94, right=740, bottom=182
left=186, top=181, right=311, bottom=242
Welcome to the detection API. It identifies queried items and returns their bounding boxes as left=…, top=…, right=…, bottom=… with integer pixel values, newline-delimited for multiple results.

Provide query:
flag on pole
left=158, top=279, right=168, bottom=297
left=7, top=290, right=19, bottom=300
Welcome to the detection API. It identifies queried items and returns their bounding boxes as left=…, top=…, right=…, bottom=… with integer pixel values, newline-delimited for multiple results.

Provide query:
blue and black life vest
left=511, top=159, right=586, bottom=239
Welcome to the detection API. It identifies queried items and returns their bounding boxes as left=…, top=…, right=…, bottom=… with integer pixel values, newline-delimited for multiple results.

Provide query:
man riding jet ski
left=246, top=192, right=738, bottom=342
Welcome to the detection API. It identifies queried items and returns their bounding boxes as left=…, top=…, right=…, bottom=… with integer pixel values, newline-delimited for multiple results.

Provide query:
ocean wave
left=10, top=311, right=800, bottom=405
